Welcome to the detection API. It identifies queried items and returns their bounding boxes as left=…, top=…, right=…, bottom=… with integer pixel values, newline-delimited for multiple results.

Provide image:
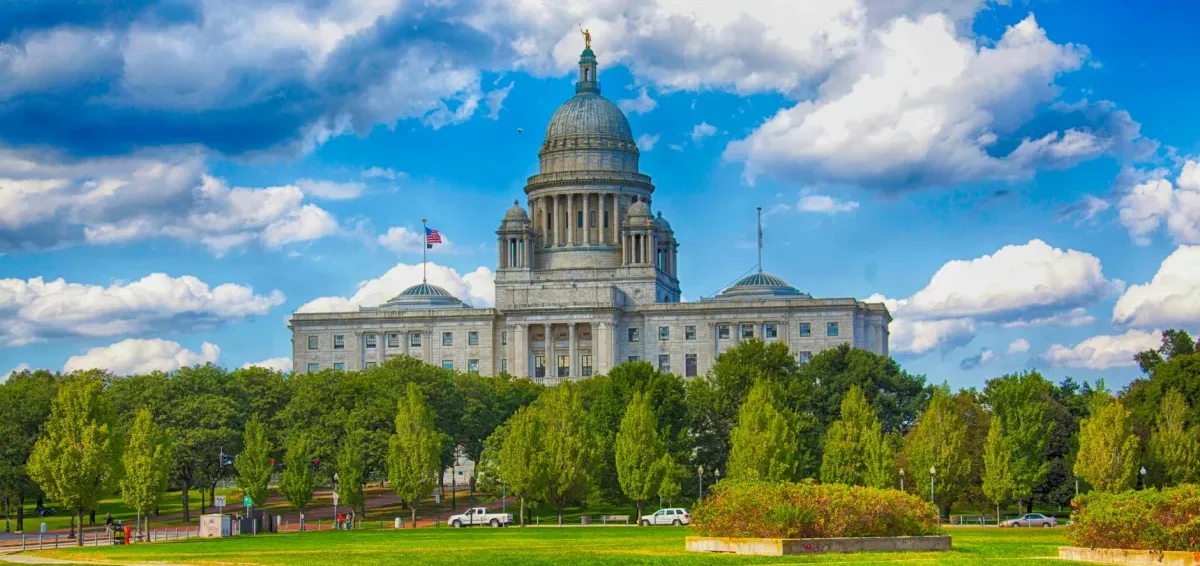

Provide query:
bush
left=690, top=479, right=939, bottom=539
left=1068, top=484, right=1200, bottom=551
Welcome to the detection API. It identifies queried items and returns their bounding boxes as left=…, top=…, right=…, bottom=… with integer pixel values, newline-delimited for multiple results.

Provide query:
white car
left=640, top=508, right=690, bottom=526
left=449, top=507, right=512, bottom=528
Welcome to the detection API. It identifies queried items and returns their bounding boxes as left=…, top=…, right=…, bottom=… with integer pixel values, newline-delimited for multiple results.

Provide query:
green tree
left=279, top=432, right=317, bottom=527
left=1149, top=389, right=1198, bottom=486
left=120, top=408, right=172, bottom=538
left=802, top=343, right=927, bottom=433
left=656, top=454, right=682, bottom=507
left=26, top=373, right=120, bottom=545
left=538, top=383, right=593, bottom=525
left=902, top=386, right=971, bottom=520
left=387, top=384, right=444, bottom=528
left=234, top=417, right=274, bottom=508
left=1074, top=395, right=1140, bottom=493
left=614, top=392, right=666, bottom=520
left=726, top=381, right=806, bottom=482
left=981, top=416, right=1013, bottom=523
left=820, top=386, right=894, bottom=487
left=496, top=408, right=545, bottom=526
left=985, top=371, right=1054, bottom=512
left=335, top=428, right=367, bottom=516
left=163, top=364, right=239, bottom=521
left=0, top=369, right=57, bottom=531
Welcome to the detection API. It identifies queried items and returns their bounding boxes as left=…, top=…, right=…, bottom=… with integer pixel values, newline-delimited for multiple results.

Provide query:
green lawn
left=26, top=526, right=1077, bottom=565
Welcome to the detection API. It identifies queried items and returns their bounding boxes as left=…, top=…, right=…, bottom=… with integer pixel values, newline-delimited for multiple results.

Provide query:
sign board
left=214, top=495, right=226, bottom=507
left=434, top=492, right=441, bottom=504
left=243, top=495, right=253, bottom=508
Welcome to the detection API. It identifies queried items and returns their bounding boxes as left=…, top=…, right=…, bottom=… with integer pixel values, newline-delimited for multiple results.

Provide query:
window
left=603, top=211, right=610, bottom=228
left=468, top=331, right=479, bottom=346
left=658, top=354, right=670, bottom=373
left=365, top=334, right=377, bottom=349
left=628, top=328, right=640, bottom=342
left=718, top=325, right=730, bottom=339
left=589, top=210, right=597, bottom=227
left=307, top=336, right=319, bottom=349
left=334, top=334, right=345, bottom=350
left=467, top=359, right=479, bottom=374
left=333, top=362, right=344, bottom=371
left=764, top=323, right=777, bottom=339
left=501, top=331, right=507, bottom=346
left=827, top=322, right=839, bottom=337
left=685, top=326, right=696, bottom=340
left=799, top=322, right=811, bottom=337
left=307, top=363, right=319, bottom=373
left=365, top=362, right=377, bottom=369
left=741, top=324, right=754, bottom=339
left=443, top=332, right=453, bottom=346
left=557, top=355, right=569, bottom=377
left=685, top=354, right=697, bottom=377
left=581, top=355, right=592, bottom=377
left=501, top=359, right=508, bottom=373
left=441, top=360, right=454, bottom=370
left=534, top=355, right=546, bottom=378
left=387, top=333, right=399, bottom=348
left=577, top=210, right=583, bottom=228
left=658, top=326, right=670, bottom=340
left=798, top=351, right=812, bottom=364
left=628, top=356, right=640, bottom=362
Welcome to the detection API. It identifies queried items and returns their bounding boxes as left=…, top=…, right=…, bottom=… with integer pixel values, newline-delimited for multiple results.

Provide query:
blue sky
left=2, top=0, right=1198, bottom=390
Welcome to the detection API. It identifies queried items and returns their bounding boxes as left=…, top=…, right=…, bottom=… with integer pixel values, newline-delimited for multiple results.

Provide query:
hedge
left=690, top=479, right=939, bottom=539
left=1068, top=484, right=1200, bottom=551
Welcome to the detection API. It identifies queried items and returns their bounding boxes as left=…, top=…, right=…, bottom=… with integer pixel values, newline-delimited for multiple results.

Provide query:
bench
left=951, top=515, right=996, bottom=525
left=600, top=515, right=631, bottom=525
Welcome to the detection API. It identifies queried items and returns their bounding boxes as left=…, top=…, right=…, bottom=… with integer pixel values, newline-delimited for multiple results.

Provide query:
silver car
left=1006, top=513, right=1057, bottom=528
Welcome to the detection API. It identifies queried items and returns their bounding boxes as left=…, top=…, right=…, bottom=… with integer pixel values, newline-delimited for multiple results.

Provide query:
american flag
left=425, top=227, right=442, bottom=249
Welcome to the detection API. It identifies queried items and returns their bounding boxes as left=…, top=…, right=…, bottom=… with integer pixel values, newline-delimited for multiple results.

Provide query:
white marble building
left=289, top=45, right=891, bottom=381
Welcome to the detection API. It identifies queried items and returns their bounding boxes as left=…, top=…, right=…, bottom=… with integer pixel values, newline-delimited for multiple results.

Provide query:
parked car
left=1005, top=513, right=1057, bottom=528
left=639, top=508, right=690, bottom=526
left=449, top=507, right=512, bottom=528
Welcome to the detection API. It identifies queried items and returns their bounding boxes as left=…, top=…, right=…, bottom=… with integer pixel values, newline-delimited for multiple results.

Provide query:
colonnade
left=531, top=193, right=623, bottom=247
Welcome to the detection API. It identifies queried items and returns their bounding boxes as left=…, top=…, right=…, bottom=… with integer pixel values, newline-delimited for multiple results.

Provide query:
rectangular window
left=333, top=334, right=345, bottom=350
left=658, top=354, right=670, bottom=373
left=589, top=210, right=597, bottom=227
left=501, top=331, right=507, bottom=346
left=534, top=355, right=546, bottom=378
left=685, top=325, right=696, bottom=340
left=685, top=354, right=697, bottom=377
left=799, top=322, right=811, bottom=337
left=603, top=211, right=610, bottom=228
left=827, top=322, right=839, bottom=337
left=307, top=335, right=319, bottom=349
left=410, top=332, right=422, bottom=347
left=798, top=351, right=812, bottom=364
left=628, top=356, right=640, bottom=362
left=764, top=323, right=777, bottom=339
left=441, top=360, right=454, bottom=370
left=658, top=326, right=670, bottom=340
left=718, top=325, right=730, bottom=339
left=577, top=211, right=583, bottom=228
left=581, top=354, right=592, bottom=377
left=443, top=332, right=453, bottom=346
left=387, top=333, right=399, bottom=348
left=307, top=363, right=319, bottom=373
left=365, top=362, right=377, bottom=369
left=333, top=362, right=344, bottom=371
left=467, top=359, right=479, bottom=374
left=365, top=334, right=377, bottom=348
left=628, top=328, right=640, bottom=342
left=557, top=355, right=569, bottom=377
left=501, top=359, right=508, bottom=373
left=468, top=331, right=479, bottom=346
left=741, top=324, right=754, bottom=339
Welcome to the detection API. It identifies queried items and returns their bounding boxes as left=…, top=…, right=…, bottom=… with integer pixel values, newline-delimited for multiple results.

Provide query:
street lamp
left=333, top=473, right=340, bottom=531
left=1139, top=466, right=1147, bottom=490
left=714, top=469, right=720, bottom=485
left=929, top=466, right=937, bottom=504
left=899, top=468, right=905, bottom=492
left=698, top=466, right=704, bottom=500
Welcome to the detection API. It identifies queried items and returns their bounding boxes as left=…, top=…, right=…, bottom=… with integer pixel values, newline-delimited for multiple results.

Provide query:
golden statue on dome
left=581, top=26, right=592, bottom=49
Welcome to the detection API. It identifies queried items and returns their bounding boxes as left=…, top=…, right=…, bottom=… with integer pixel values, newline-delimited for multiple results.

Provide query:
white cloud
left=295, top=179, right=365, bottom=200
left=363, top=167, right=405, bottom=180
left=637, top=133, right=660, bottom=152
left=618, top=87, right=658, bottom=115
left=879, top=308, right=977, bottom=355
left=1112, top=245, right=1200, bottom=328
left=796, top=190, right=859, bottom=214
left=959, top=348, right=996, bottom=370
left=1001, top=307, right=1096, bottom=328
left=1039, top=329, right=1161, bottom=370
left=241, top=357, right=292, bottom=373
left=691, top=122, right=718, bottom=143
left=376, top=226, right=458, bottom=255
left=2, top=363, right=30, bottom=383
left=1118, top=160, right=1200, bottom=246
left=1007, top=338, right=1031, bottom=354
left=0, top=273, right=284, bottom=347
left=297, top=262, right=496, bottom=313
left=63, top=339, right=220, bottom=376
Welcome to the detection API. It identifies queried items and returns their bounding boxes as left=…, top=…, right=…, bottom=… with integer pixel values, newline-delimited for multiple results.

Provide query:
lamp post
left=714, top=469, right=720, bottom=485
left=930, top=466, right=938, bottom=524
left=899, top=468, right=905, bottom=492
left=698, top=466, right=704, bottom=500
left=1139, top=466, right=1147, bottom=490
left=333, top=473, right=339, bottom=531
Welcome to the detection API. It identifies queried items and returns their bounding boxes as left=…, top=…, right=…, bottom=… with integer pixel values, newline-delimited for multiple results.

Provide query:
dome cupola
left=364, top=282, right=469, bottom=310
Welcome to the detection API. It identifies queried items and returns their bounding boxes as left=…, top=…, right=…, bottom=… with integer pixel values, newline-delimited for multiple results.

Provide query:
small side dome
left=500, top=200, right=530, bottom=228
left=627, top=197, right=651, bottom=219
left=365, top=282, right=470, bottom=310
left=654, top=211, right=672, bottom=232
left=710, top=272, right=810, bottom=300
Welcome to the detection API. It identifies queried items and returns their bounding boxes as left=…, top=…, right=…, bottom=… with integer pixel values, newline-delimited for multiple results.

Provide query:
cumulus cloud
left=1038, top=329, right=1161, bottom=370
left=376, top=226, right=459, bottom=255
left=959, top=348, right=996, bottom=370
left=1118, top=160, right=1200, bottom=246
left=295, top=179, right=365, bottom=200
left=796, top=190, right=859, bottom=214
left=636, top=133, right=660, bottom=152
left=1007, top=338, right=1031, bottom=354
left=241, top=357, right=292, bottom=373
left=63, top=339, right=220, bottom=376
left=691, top=122, right=718, bottom=143
left=363, top=167, right=405, bottom=180
left=297, top=262, right=495, bottom=313
left=2, top=363, right=30, bottom=383
left=617, top=87, right=657, bottom=115
left=1112, top=246, right=1200, bottom=328
left=0, top=273, right=284, bottom=347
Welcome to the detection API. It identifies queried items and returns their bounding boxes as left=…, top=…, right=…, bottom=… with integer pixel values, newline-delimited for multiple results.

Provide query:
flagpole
left=422, top=217, right=428, bottom=284
left=756, top=206, right=763, bottom=274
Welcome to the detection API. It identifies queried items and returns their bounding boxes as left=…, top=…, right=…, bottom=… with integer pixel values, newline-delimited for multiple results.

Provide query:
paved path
left=0, top=549, right=195, bottom=566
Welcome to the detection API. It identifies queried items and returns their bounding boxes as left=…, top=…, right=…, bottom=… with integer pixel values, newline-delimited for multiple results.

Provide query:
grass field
left=26, top=526, right=1075, bottom=565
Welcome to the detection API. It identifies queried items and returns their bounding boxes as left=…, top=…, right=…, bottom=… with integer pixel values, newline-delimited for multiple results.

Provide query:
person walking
left=104, top=513, right=114, bottom=536
left=336, top=512, right=344, bottom=531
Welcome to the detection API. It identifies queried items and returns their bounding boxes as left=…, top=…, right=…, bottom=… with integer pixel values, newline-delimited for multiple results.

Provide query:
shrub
left=690, top=479, right=939, bottom=539
left=1068, top=484, right=1200, bottom=551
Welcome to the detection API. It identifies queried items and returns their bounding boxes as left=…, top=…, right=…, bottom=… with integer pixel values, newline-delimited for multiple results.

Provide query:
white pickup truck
left=449, top=507, right=512, bottom=528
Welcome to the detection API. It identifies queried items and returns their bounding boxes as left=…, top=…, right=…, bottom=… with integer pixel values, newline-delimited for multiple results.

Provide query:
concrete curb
left=1059, top=546, right=1200, bottom=565
left=686, top=535, right=952, bottom=556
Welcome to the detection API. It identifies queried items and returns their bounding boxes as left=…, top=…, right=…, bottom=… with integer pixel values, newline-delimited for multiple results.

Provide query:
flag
left=425, top=227, right=442, bottom=249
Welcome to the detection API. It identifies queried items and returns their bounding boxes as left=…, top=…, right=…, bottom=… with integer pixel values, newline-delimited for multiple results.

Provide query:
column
left=733, top=322, right=741, bottom=347
left=516, top=325, right=529, bottom=377
left=403, top=331, right=410, bottom=357
left=611, top=322, right=620, bottom=369
left=569, top=193, right=577, bottom=246
left=498, top=239, right=505, bottom=268
left=584, top=193, right=591, bottom=245
left=622, top=235, right=629, bottom=265
left=548, top=197, right=556, bottom=246
left=611, top=194, right=619, bottom=243
left=568, top=322, right=578, bottom=379
left=518, top=237, right=525, bottom=268
left=423, top=324, right=432, bottom=363
left=598, top=194, right=606, bottom=245
left=710, top=323, right=719, bottom=361
left=544, top=322, right=554, bottom=382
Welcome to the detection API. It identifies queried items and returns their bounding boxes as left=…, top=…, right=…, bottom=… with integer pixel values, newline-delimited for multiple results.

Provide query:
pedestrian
left=104, top=512, right=114, bottom=536
left=348, top=510, right=355, bottom=531
left=336, top=512, right=344, bottom=531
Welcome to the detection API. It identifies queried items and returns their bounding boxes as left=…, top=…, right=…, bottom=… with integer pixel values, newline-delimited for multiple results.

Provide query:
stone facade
left=289, top=46, right=891, bottom=381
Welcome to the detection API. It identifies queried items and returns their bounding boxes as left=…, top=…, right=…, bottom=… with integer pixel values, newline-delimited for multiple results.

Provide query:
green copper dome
left=362, top=282, right=470, bottom=311
left=708, top=271, right=810, bottom=300
left=399, top=283, right=452, bottom=297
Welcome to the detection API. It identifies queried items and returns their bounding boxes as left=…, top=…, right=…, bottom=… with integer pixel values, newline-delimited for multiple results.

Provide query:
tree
left=387, top=384, right=443, bottom=528
left=0, top=369, right=57, bottom=531
left=902, top=386, right=971, bottom=520
left=981, top=416, right=1013, bottom=523
left=614, top=392, right=666, bottom=520
left=27, top=373, right=120, bottom=545
left=820, top=386, right=894, bottom=487
left=986, top=371, right=1054, bottom=512
left=280, top=432, right=317, bottom=527
left=1149, top=389, right=1198, bottom=486
left=234, top=417, right=274, bottom=508
left=801, top=343, right=927, bottom=433
left=496, top=408, right=545, bottom=526
left=538, top=383, right=593, bottom=525
left=120, top=408, right=172, bottom=539
left=1074, top=395, right=1140, bottom=493
left=335, top=428, right=367, bottom=516
left=726, top=381, right=807, bottom=482
left=656, top=454, right=682, bottom=507
left=163, top=364, right=239, bottom=521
